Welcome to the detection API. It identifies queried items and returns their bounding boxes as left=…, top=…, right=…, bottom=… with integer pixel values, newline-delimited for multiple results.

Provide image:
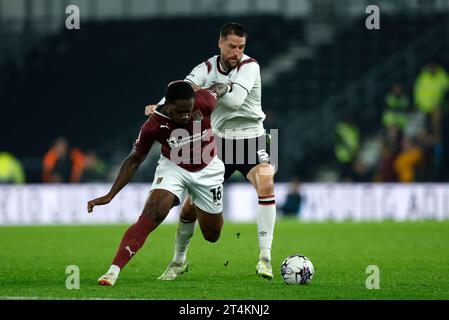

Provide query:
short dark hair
left=220, top=23, right=247, bottom=39
left=165, top=81, right=195, bottom=103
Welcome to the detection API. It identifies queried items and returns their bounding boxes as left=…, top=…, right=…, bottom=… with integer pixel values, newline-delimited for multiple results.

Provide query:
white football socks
left=257, top=195, right=276, bottom=261
left=172, top=218, right=196, bottom=264
left=107, top=264, right=121, bottom=276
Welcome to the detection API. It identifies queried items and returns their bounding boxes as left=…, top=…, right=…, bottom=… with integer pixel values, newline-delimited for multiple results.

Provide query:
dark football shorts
left=215, top=134, right=271, bottom=181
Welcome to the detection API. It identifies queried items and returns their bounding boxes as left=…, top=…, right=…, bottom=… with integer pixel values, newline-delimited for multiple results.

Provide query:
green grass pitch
left=1, top=220, right=448, bottom=300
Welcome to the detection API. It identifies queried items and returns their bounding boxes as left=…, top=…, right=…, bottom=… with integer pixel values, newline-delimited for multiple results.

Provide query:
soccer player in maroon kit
left=87, top=81, right=230, bottom=286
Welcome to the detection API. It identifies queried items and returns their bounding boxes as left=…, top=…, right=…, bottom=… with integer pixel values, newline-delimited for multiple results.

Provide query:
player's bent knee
left=142, top=202, right=170, bottom=224
left=142, top=209, right=165, bottom=225
left=255, top=176, right=274, bottom=196
left=201, top=225, right=221, bottom=243
left=203, top=230, right=220, bottom=243
left=256, top=163, right=275, bottom=177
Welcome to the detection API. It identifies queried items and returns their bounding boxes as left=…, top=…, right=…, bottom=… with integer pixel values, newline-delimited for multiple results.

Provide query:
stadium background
left=1, top=0, right=449, bottom=223
left=1, top=0, right=449, bottom=301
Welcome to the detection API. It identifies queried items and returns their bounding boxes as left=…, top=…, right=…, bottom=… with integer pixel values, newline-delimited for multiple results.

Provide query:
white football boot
left=256, top=258, right=273, bottom=280
left=158, top=261, right=188, bottom=280
left=97, top=273, right=118, bottom=286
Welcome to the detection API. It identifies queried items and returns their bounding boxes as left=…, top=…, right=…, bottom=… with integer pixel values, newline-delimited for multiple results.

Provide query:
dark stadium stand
left=0, top=15, right=304, bottom=182
left=1, top=13, right=448, bottom=182
left=264, top=13, right=449, bottom=180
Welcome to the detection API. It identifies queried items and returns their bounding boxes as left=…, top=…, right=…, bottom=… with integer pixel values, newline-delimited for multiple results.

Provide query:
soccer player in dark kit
left=87, top=81, right=230, bottom=286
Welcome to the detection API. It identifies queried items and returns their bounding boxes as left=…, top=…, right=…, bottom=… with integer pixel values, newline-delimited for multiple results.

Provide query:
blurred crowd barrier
left=0, top=183, right=448, bottom=225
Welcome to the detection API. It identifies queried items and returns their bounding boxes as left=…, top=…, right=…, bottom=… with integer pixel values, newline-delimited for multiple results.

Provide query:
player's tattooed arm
left=208, top=83, right=231, bottom=99
left=87, top=150, right=146, bottom=212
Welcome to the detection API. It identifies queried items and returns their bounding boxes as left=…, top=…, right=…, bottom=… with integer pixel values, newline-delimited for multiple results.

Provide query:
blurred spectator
left=442, top=90, right=449, bottom=180
left=375, top=125, right=402, bottom=182
left=334, top=115, right=360, bottom=181
left=376, top=148, right=397, bottom=182
left=281, top=178, right=302, bottom=217
left=80, top=151, right=107, bottom=183
left=414, top=63, right=449, bottom=181
left=351, top=157, right=372, bottom=182
left=0, top=152, right=26, bottom=184
left=70, top=148, right=86, bottom=183
left=382, top=83, right=410, bottom=130
left=414, top=62, right=449, bottom=115
left=414, top=62, right=448, bottom=146
left=393, top=136, right=424, bottom=183
left=42, top=137, right=86, bottom=183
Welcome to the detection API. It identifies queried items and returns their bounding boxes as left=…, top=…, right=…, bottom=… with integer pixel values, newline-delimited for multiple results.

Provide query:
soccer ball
left=280, top=254, right=314, bottom=285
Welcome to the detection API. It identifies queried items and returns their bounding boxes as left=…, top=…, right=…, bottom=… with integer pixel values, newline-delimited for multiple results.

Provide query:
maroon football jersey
left=133, top=89, right=218, bottom=172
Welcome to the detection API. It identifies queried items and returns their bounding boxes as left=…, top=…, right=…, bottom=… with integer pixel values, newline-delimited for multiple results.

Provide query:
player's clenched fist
left=145, top=104, right=157, bottom=116
left=87, top=194, right=113, bottom=213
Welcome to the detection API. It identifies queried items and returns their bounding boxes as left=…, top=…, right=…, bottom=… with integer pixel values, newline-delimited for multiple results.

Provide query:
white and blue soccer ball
left=280, top=254, right=314, bottom=285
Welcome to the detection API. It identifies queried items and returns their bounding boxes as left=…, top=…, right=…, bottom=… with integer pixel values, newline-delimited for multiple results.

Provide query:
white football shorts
left=149, top=155, right=225, bottom=214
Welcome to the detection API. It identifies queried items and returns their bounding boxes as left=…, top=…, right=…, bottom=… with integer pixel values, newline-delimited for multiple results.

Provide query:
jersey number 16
left=210, top=186, right=222, bottom=203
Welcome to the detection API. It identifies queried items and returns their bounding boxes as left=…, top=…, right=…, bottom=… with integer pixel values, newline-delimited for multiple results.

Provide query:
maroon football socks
left=111, top=214, right=156, bottom=269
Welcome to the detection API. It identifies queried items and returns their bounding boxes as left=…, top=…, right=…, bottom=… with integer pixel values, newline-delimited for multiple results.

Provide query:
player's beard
left=221, top=54, right=241, bottom=72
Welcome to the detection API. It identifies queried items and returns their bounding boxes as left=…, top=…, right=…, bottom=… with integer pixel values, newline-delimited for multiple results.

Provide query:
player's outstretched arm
left=87, top=150, right=146, bottom=213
